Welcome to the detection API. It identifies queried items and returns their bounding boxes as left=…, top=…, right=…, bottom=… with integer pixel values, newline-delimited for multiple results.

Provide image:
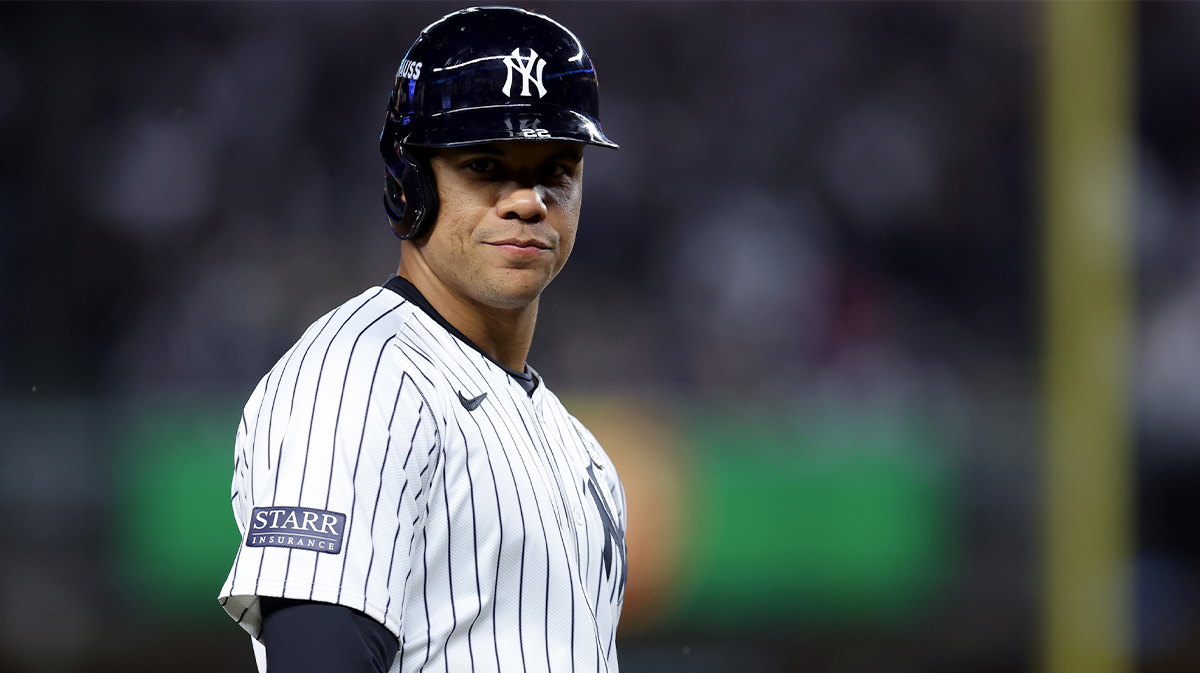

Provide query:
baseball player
left=218, top=7, right=627, bottom=673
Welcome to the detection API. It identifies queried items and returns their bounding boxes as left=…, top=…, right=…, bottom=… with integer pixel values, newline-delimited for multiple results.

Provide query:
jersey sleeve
left=220, top=351, right=444, bottom=642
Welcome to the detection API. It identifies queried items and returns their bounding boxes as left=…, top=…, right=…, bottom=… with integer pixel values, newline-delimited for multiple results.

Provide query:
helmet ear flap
left=382, top=136, right=440, bottom=240
left=383, top=169, right=406, bottom=235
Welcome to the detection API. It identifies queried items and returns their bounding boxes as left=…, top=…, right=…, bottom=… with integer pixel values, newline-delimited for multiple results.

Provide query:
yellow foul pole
left=1042, top=3, right=1135, bottom=673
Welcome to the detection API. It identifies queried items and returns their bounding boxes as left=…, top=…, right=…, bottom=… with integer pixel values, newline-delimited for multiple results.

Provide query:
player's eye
left=465, top=158, right=501, bottom=173
left=540, top=163, right=569, bottom=179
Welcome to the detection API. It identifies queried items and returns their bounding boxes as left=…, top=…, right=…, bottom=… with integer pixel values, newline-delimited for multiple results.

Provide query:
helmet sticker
left=397, top=59, right=422, bottom=80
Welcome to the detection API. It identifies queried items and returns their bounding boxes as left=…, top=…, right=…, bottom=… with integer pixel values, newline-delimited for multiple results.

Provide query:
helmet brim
left=400, top=105, right=618, bottom=150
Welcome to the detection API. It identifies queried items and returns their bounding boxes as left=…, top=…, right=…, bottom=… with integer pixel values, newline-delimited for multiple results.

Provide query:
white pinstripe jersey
left=219, top=282, right=628, bottom=673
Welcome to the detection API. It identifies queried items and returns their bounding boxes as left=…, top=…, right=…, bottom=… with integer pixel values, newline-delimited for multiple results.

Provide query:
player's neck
left=397, top=264, right=537, bottom=372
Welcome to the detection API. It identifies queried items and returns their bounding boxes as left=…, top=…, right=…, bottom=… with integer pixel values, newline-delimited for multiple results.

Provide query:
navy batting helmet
left=380, top=6, right=619, bottom=240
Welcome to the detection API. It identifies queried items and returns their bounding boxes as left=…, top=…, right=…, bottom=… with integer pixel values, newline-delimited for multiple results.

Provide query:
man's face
left=413, top=140, right=584, bottom=310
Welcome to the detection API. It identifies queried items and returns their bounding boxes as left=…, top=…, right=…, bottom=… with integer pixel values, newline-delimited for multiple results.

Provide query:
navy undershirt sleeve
left=260, top=597, right=399, bottom=673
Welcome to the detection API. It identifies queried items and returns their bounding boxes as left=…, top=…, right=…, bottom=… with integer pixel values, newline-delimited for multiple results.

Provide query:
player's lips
left=486, top=238, right=553, bottom=256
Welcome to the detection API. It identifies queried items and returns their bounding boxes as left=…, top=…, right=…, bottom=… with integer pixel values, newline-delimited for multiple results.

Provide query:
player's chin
left=491, top=252, right=558, bottom=278
left=480, top=268, right=555, bottom=307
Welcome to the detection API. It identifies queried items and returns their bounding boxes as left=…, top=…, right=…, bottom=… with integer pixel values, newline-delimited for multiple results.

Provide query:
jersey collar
left=383, top=275, right=539, bottom=397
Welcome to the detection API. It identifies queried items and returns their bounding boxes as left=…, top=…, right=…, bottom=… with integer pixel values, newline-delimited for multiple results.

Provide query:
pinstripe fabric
left=220, top=285, right=627, bottom=673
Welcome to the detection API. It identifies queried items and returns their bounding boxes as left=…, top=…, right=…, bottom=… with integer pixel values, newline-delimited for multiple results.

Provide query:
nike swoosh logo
left=457, top=391, right=488, bottom=411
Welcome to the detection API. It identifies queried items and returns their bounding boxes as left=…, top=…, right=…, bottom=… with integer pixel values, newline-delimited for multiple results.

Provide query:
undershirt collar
left=383, top=275, right=539, bottom=397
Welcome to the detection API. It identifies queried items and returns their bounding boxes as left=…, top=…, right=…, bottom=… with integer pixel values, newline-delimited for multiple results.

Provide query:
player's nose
left=496, top=186, right=548, bottom=224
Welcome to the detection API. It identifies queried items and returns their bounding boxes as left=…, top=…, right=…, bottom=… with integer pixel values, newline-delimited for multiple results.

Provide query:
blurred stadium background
left=0, top=2, right=1197, bottom=672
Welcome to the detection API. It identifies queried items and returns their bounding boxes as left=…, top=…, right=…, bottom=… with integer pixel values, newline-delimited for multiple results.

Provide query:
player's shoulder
left=289, top=284, right=456, bottom=413
left=283, top=284, right=420, bottom=358
left=317, top=284, right=415, bottom=346
left=241, top=283, right=442, bottom=425
left=267, top=284, right=428, bottom=384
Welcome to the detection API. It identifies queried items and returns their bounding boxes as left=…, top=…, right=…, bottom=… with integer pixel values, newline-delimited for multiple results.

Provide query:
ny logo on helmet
left=502, top=48, right=547, bottom=98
